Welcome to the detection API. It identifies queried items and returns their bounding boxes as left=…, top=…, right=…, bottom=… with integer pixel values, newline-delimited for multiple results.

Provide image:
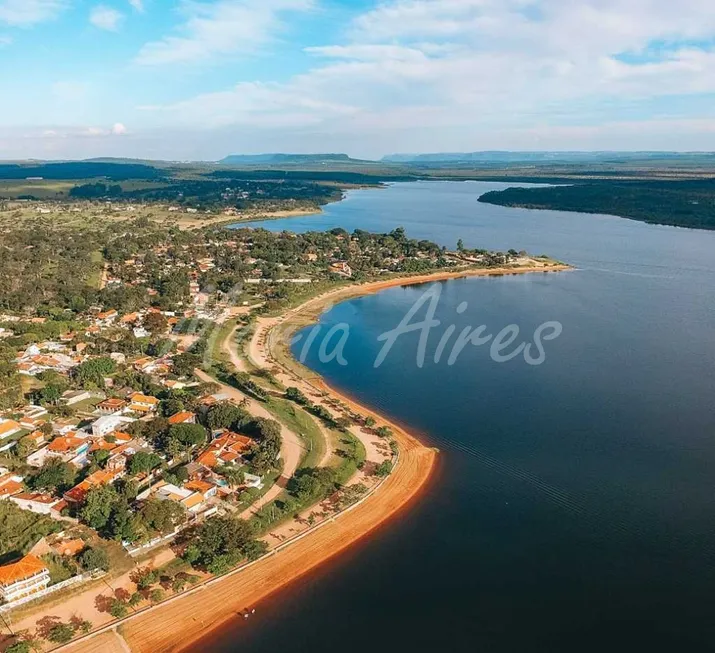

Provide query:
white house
left=91, top=415, right=134, bottom=438
left=9, top=492, right=64, bottom=515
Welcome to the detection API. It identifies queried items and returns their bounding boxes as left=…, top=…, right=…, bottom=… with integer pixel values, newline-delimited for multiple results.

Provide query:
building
left=168, top=411, right=196, bottom=425
left=0, top=555, right=50, bottom=603
left=10, top=492, right=64, bottom=515
left=91, top=415, right=134, bottom=438
left=128, top=393, right=160, bottom=414
left=61, top=390, right=92, bottom=406
left=0, top=419, right=22, bottom=440
left=0, top=472, right=24, bottom=498
left=64, top=468, right=123, bottom=504
left=96, top=398, right=128, bottom=416
left=196, top=431, right=254, bottom=469
left=27, top=435, right=89, bottom=468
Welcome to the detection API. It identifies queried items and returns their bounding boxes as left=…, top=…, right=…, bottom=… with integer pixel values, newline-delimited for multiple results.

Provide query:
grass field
left=264, top=396, right=325, bottom=470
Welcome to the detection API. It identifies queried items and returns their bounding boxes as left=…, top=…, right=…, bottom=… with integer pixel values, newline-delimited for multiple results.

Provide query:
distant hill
left=382, top=151, right=715, bottom=165
left=219, top=153, right=356, bottom=165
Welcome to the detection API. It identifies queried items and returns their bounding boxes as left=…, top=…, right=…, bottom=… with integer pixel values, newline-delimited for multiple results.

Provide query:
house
left=0, top=419, right=22, bottom=440
left=27, top=435, right=89, bottom=468
left=0, top=555, right=50, bottom=603
left=96, top=310, right=118, bottom=325
left=196, top=431, right=254, bottom=469
left=329, top=261, right=353, bottom=277
left=61, top=390, right=92, bottom=406
left=51, top=538, right=85, bottom=557
left=168, top=411, right=196, bottom=425
left=91, top=415, right=134, bottom=437
left=96, top=398, right=128, bottom=416
left=64, top=468, right=123, bottom=504
left=128, top=393, right=159, bottom=414
left=152, top=481, right=209, bottom=514
left=0, top=472, right=24, bottom=498
left=10, top=492, right=64, bottom=515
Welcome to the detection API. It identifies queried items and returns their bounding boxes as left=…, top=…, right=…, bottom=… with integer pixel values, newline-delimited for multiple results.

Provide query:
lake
left=207, top=181, right=715, bottom=652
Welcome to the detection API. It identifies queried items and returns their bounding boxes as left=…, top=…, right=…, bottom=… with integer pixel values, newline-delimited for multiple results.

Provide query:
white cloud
left=0, top=34, right=12, bottom=46
left=128, top=0, right=144, bottom=11
left=112, top=122, right=128, bottom=135
left=90, top=5, right=124, bottom=31
left=135, top=0, right=313, bottom=66
left=0, top=0, right=66, bottom=26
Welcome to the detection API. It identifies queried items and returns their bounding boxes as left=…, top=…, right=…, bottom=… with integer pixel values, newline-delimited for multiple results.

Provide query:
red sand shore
left=60, top=261, right=568, bottom=653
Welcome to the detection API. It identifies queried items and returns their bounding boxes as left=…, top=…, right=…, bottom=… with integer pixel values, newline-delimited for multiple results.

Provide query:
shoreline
left=60, top=261, right=569, bottom=653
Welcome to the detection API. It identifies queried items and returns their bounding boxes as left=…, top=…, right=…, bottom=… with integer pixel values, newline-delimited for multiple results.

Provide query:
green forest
left=478, top=179, right=715, bottom=230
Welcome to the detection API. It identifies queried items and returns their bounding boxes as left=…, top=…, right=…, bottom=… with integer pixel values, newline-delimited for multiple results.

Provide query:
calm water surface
left=208, top=182, right=715, bottom=652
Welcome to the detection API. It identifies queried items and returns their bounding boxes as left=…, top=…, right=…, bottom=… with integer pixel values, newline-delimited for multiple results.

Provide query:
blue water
left=208, top=181, right=715, bottom=652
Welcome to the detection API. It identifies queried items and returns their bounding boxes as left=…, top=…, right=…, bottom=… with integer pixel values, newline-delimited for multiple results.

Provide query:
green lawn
left=264, top=396, right=325, bottom=470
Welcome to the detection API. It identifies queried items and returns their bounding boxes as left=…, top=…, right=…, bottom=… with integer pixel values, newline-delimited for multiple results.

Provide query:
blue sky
left=1, top=0, right=715, bottom=160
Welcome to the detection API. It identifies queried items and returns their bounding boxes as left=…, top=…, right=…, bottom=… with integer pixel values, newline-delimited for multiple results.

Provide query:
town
left=0, top=211, right=547, bottom=651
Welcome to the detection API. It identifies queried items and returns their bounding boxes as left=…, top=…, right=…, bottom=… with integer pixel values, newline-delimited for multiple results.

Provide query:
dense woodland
left=478, top=179, right=715, bottom=230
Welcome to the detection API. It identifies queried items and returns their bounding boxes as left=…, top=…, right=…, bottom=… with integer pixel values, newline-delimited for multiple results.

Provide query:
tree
left=89, top=449, right=110, bottom=468
left=161, top=397, right=185, bottom=418
left=6, top=642, right=31, bottom=653
left=139, top=499, right=186, bottom=535
left=219, top=465, right=244, bottom=488
left=79, top=547, right=110, bottom=572
left=144, top=312, right=168, bottom=335
left=149, top=588, right=165, bottom=603
left=364, top=416, right=376, bottom=428
left=375, top=461, right=393, bottom=477
left=109, top=599, right=128, bottom=619
left=28, top=459, right=77, bottom=493
left=189, top=515, right=260, bottom=570
left=128, top=451, right=163, bottom=476
left=128, top=592, right=143, bottom=607
left=71, top=357, right=116, bottom=389
left=80, top=485, right=117, bottom=531
left=375, top=426, right=392, bottom=438
left=335, top=416, right=352, bottom=431
left=288, top=467, right=339, bottom=504
left=205, top=402, right=249, bottom=431
left=285, top=387, right=309, bottom=405
left=172, top=352, right=201, bottom=377
left=167, top=423, right=207, bottom=449
left=47, top=623, right=75, bottom=644
left=135, top=568, right=159, bottom=590
left=15, top=436, right=36, bottom=459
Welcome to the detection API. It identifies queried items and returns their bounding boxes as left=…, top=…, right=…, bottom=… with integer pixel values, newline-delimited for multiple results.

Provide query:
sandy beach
left=55, top=260, right=568, bottom=653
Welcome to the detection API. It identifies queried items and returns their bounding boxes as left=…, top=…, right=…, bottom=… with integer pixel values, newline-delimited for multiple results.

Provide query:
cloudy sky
left=1, top=0, right=715, bottom=160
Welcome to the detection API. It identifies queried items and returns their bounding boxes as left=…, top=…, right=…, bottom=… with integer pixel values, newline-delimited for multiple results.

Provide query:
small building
left=91, top=415, right=133, bottom=438
left=0, top=555, right=51, bottom=603
left=10, top=492, right=64, bottom=515
left=128, top=393, right=159, bottom=414
left=0, top=419, right=22, bottom=440
left=168, top=411, right=196, bottom=425
left=61, top=390, right=92, bottom=406
left=96, top=398, right=128, bottom=416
